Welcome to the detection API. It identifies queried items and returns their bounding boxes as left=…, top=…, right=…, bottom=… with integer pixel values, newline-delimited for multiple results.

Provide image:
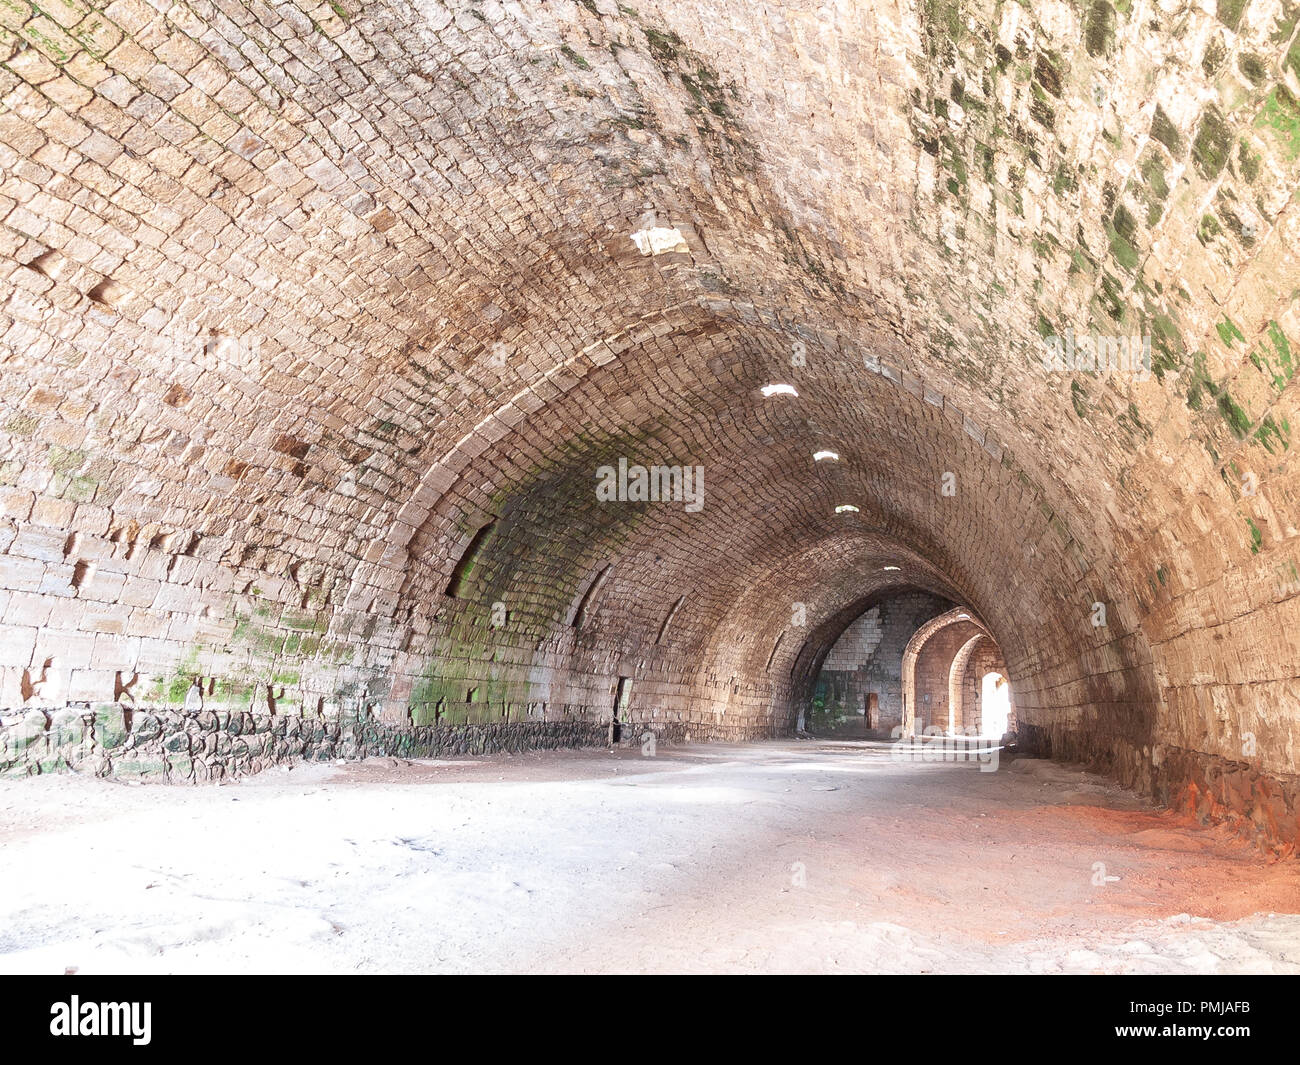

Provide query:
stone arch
left=965, top=641, right=1017, bottom=740
left=901, top=608, right=990, bottom=736
left=1, top=0, right=1298, bottom=848
left=808, top=591, right=953, bottom=735
left=948, top=633, right=989, bottom=733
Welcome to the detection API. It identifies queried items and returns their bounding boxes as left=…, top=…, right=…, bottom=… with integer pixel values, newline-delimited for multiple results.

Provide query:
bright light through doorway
left=980, top=672, right=1010, bottom=738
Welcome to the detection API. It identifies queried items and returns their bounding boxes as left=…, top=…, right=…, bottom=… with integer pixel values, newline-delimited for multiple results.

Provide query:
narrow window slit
left=655, top=596, right=685, bottom=644
left=766, top=631, right=785, bottom=672
left=445, top=519, right=498, bottom=599
left=571, top=564, right=612, bottom=629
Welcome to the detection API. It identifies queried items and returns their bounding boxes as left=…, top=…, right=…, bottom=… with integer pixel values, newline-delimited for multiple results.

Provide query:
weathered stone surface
left=0, top=703, right=678, bottom=780
left=0, top=1, right=1295, bottom=846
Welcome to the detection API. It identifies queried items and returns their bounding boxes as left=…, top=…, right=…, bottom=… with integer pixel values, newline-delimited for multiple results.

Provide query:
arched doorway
left=980, top=672, right=1011, bottom=739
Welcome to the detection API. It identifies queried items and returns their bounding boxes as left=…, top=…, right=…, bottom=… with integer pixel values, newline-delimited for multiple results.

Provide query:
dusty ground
left=1, top=739, right=1298, bottom=974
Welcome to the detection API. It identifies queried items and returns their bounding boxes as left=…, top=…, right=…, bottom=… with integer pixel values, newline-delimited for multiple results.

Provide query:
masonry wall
left=912, top=620, right=983, bottom=733
left=0, top=0, right=1296, bottom=850
left=816, top=593, right=951, bottom=732
left=0, top=700, right=757, bottom=782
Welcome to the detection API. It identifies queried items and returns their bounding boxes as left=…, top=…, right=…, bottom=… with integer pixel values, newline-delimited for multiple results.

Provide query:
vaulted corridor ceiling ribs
left=0, top=0, right=1298, bottom=845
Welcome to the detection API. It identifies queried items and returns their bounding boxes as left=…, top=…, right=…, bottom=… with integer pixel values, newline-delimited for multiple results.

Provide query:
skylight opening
left=761, top=383, right=798, bottom=398
left=835, top=504, right=859, bottom=514
left=813, top=450, right=839, bottom=462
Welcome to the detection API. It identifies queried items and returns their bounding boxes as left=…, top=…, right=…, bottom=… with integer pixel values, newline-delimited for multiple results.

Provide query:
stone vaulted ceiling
left=1, top=0, right=1299, bottom=806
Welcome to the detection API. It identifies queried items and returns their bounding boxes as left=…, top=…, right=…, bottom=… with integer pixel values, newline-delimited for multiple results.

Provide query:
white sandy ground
left=1, top=739, right=1298, bottom=974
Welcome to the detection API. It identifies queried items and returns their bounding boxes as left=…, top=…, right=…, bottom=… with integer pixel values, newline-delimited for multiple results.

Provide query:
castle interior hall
left=1, top=0, right=1300, bottom=977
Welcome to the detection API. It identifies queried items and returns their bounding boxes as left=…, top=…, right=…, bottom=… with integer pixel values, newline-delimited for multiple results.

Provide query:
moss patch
left=1150, top=105, right=1182, bottom=154
left=1186, top=351, right=1219, bottom=411
left=1071, top=379, right=1090, bottom=417
left=1085, top=0, right=1117, bottom=58
left=1216, top=0, right=1248, bottom=30
left=1192, top=106, right=1233, bottom=179
left=1246, top=517, right=1263, bottom=553
left=1217, top=390, right=1251, bottom=437
left=1254, top=413, right=1291, bottom=453
left=1216, top=317, right=1246, bottom=347
left=1255, top=86, right=1300, bottom=159
left=559, top=45, right=591, bottom=70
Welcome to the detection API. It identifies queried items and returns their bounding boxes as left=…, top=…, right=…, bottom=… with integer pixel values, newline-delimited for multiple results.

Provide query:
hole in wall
left=114, top=671, right=138, bottom=704
left=163, top=384, right=192, bottom=408
left=23, top=249, right=57, bottom=278
left=71, top=560, right=95, bottom=592
left=272, top=434, right=311, bottom=460
left=86, top=277, right=125, bottom=308
left=612, top=676, right=632, bottom=743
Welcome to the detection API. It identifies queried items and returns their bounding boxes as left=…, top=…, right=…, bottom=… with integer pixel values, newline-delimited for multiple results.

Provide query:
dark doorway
left=611, top=676, right=631, bottom=744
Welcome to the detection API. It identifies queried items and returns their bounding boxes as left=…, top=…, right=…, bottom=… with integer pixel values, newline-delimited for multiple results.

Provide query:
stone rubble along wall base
left=0, top=706, right=785, bottom=783
left=1017, top=722, right=1300, bottom=856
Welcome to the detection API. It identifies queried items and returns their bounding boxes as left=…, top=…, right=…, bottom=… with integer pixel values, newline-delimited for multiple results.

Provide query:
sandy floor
left=1, top=739, right=1298, bottom=974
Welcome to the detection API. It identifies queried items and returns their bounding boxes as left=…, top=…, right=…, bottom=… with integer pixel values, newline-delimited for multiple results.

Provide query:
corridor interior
left=0, top=0, right=1299, bottom=973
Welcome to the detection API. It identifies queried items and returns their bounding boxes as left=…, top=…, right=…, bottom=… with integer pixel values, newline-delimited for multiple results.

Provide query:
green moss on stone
left=1085, top=0, right=1116, bottom=57
left=1192, top=106, right=1233, bottom=179
left=644, top=26, right=683, bottom=68
left=1150, top=105, right=1182, bottom=154
left=1285, top=24, right=1300, bottom=81
left=560, top=45, right=591, bottom=70
left=1217, top=0, right=1248, bottom=29
left=1098, top=273, right=1126, bottom=322
left=1255, top=85, right=1300, bottom=159
left=1106, top=223, right=1139, bottom=271
left=1236, top=139, right=1261, bottom=182
left=1071, top=379, right=1089, bottom=417
left=1217, top=317, right=1246, bottom=346
left=1268, top=320, right=1294, bottom=377
left=1254, top=414, right=1291, bottom=453
left=1140, top=148, right=1169, bottom=200
left=1186, top=351, right=1219, bottom=411
left=1218, top=390, right=1251, bottom=437
left=924, top=0, right=964, bottom=38
left=1238, top=53, right=1269, bottom=86
left=1246, top=517, right=1263, bottom=553
left=47, top=446, right=85, bottom=474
